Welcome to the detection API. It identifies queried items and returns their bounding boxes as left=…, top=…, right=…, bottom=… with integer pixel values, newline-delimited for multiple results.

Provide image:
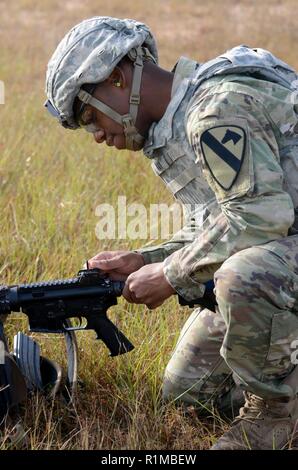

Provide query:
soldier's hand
left=122, top=262, right=175, bottom=309
left=87, top=251, right=145, bottom=281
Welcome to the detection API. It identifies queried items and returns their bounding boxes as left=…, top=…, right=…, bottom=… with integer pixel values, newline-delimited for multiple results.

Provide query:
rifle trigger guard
left=63, top=317, right=87, bottom=332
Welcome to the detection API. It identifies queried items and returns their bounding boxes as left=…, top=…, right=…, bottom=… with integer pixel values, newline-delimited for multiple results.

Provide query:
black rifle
left=0, top=268, right=134, bottom=357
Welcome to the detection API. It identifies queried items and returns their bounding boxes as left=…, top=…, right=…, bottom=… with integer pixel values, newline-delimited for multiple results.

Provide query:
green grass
left=1, top=0, right=298, bottom=450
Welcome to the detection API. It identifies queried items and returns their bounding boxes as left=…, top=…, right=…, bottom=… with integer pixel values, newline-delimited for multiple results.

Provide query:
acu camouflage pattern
left=215, top=236, right=298, bottom=400
left=163, top=75, right=297, bottom=297
left=46, top=17, right=158, bottom=129
left=138, top=47, right=298, bottom=406
left=162, top=306, right=244, bottom=417
left=163, top=235, right=298, bottom=410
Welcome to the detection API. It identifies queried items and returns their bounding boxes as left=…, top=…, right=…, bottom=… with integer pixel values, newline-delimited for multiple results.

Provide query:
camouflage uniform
left=45, top=19, right=298, bottom=420
left=138, top=52, right=298, bottom=413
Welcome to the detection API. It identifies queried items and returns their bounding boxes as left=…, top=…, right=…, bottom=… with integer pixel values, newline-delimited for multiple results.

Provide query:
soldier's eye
left=82, top=109, right=93, bottom=125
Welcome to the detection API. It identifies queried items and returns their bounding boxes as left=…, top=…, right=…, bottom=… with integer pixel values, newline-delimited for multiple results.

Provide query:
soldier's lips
left=106, top=135, right=114, bottom=146
left=111, top=136, right=127, bottom=150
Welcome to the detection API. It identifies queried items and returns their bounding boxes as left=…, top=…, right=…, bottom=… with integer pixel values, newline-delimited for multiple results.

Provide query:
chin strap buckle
left=130, top=94, right=140, bottom=106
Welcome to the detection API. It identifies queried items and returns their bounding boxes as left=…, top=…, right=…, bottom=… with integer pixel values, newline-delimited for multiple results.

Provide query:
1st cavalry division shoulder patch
left=200, top=125, right=246, bottom=190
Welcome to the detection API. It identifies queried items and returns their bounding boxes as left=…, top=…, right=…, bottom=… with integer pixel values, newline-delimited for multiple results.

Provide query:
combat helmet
left=45, top=17, right=158, bottom=149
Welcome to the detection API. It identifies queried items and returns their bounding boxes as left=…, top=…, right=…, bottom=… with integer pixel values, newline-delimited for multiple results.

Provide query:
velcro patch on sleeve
left=200, top=125, right=246, bottom=190
left=192, top=119, right=253, bottom=202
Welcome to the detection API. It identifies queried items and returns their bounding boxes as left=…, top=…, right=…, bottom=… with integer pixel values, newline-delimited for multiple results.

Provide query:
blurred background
left=0, top=0, right=297, bottom=450
left=1, top=0, right=297, bottom=280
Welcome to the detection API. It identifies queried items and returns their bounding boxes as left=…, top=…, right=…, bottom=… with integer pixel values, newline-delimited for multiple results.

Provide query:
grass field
left=1, top=0, right=298, bottom=450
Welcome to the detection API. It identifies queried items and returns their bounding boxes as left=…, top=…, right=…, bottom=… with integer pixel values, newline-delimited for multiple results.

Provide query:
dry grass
left=0, top=0, right=297, bottom=450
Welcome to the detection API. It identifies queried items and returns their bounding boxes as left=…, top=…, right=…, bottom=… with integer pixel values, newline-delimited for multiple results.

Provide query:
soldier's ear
left=107, top=66, right=126, bottom=89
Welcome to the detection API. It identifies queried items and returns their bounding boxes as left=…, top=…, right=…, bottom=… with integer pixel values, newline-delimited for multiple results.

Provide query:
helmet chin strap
left=77, top=46, right=154, bottom=150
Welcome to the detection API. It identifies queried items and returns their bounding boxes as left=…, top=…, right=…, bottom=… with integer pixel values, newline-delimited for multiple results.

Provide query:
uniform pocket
left=264, top=311, right=298, bottom=379
left=151, top=148, right=185, bottom=176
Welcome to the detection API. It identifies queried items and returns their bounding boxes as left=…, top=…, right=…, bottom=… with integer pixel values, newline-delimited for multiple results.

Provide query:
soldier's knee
left=214, top=248, right=266, bottom=307
left=161, top=307, right=229, bottom=408
left=162, top=368, right=243, bottom=419
left=161, top=362, right=197, bottom=405
left=161, top=368, right=210, bottom=410
left=161, top=371, right=184, bottom=403
left=161, top=362, right=212, bottom=408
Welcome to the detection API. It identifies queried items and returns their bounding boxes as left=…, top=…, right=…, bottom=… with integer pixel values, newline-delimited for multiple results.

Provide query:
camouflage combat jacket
left=138, top=46, right=298, bottom=300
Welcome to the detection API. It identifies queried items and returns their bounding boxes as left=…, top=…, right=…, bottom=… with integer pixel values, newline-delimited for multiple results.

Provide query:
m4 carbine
left=0, top=267, right=215, bottom=410
left=0, top=268, right=134, bottom=357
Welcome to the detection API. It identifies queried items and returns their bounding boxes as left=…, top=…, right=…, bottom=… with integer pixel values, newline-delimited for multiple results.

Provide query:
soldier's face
left=87, top=81, right=145, bottom=151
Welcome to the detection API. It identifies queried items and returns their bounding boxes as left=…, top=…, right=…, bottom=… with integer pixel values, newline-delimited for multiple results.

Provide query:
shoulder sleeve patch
left=192, top=118, right=253, bottom=202
left=200, top=125, right=246, bottom=190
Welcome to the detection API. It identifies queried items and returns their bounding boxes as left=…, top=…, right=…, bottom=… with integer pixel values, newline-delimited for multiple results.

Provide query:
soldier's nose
left=94, top=129, right=105, bottom=143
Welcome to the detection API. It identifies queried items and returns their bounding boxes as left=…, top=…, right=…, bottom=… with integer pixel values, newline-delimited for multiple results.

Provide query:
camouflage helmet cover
left=45, top=16, right=158, bottom=129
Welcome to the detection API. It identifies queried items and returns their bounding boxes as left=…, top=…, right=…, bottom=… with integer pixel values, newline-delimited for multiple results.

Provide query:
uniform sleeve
left=136, top=201, right=216, bottom=265
left=163, top=88, right=295, bottom=301
left=136, top=229, right=195, bottom=265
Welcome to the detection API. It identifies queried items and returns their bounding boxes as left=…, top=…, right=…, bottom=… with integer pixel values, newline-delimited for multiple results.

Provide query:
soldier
left=45, top=17, right=298, bottom=449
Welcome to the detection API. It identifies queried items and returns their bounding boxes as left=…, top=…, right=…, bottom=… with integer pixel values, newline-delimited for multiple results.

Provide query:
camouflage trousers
left=162, top=235, right=298, bottom=415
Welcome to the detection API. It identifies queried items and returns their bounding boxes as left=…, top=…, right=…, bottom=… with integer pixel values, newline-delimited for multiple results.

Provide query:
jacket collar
left=143, top=56, right=198, bottom=157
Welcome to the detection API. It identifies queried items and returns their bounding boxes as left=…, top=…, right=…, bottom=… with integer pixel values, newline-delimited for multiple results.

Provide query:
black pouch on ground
left=0, top=321, right=27, bottom=422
